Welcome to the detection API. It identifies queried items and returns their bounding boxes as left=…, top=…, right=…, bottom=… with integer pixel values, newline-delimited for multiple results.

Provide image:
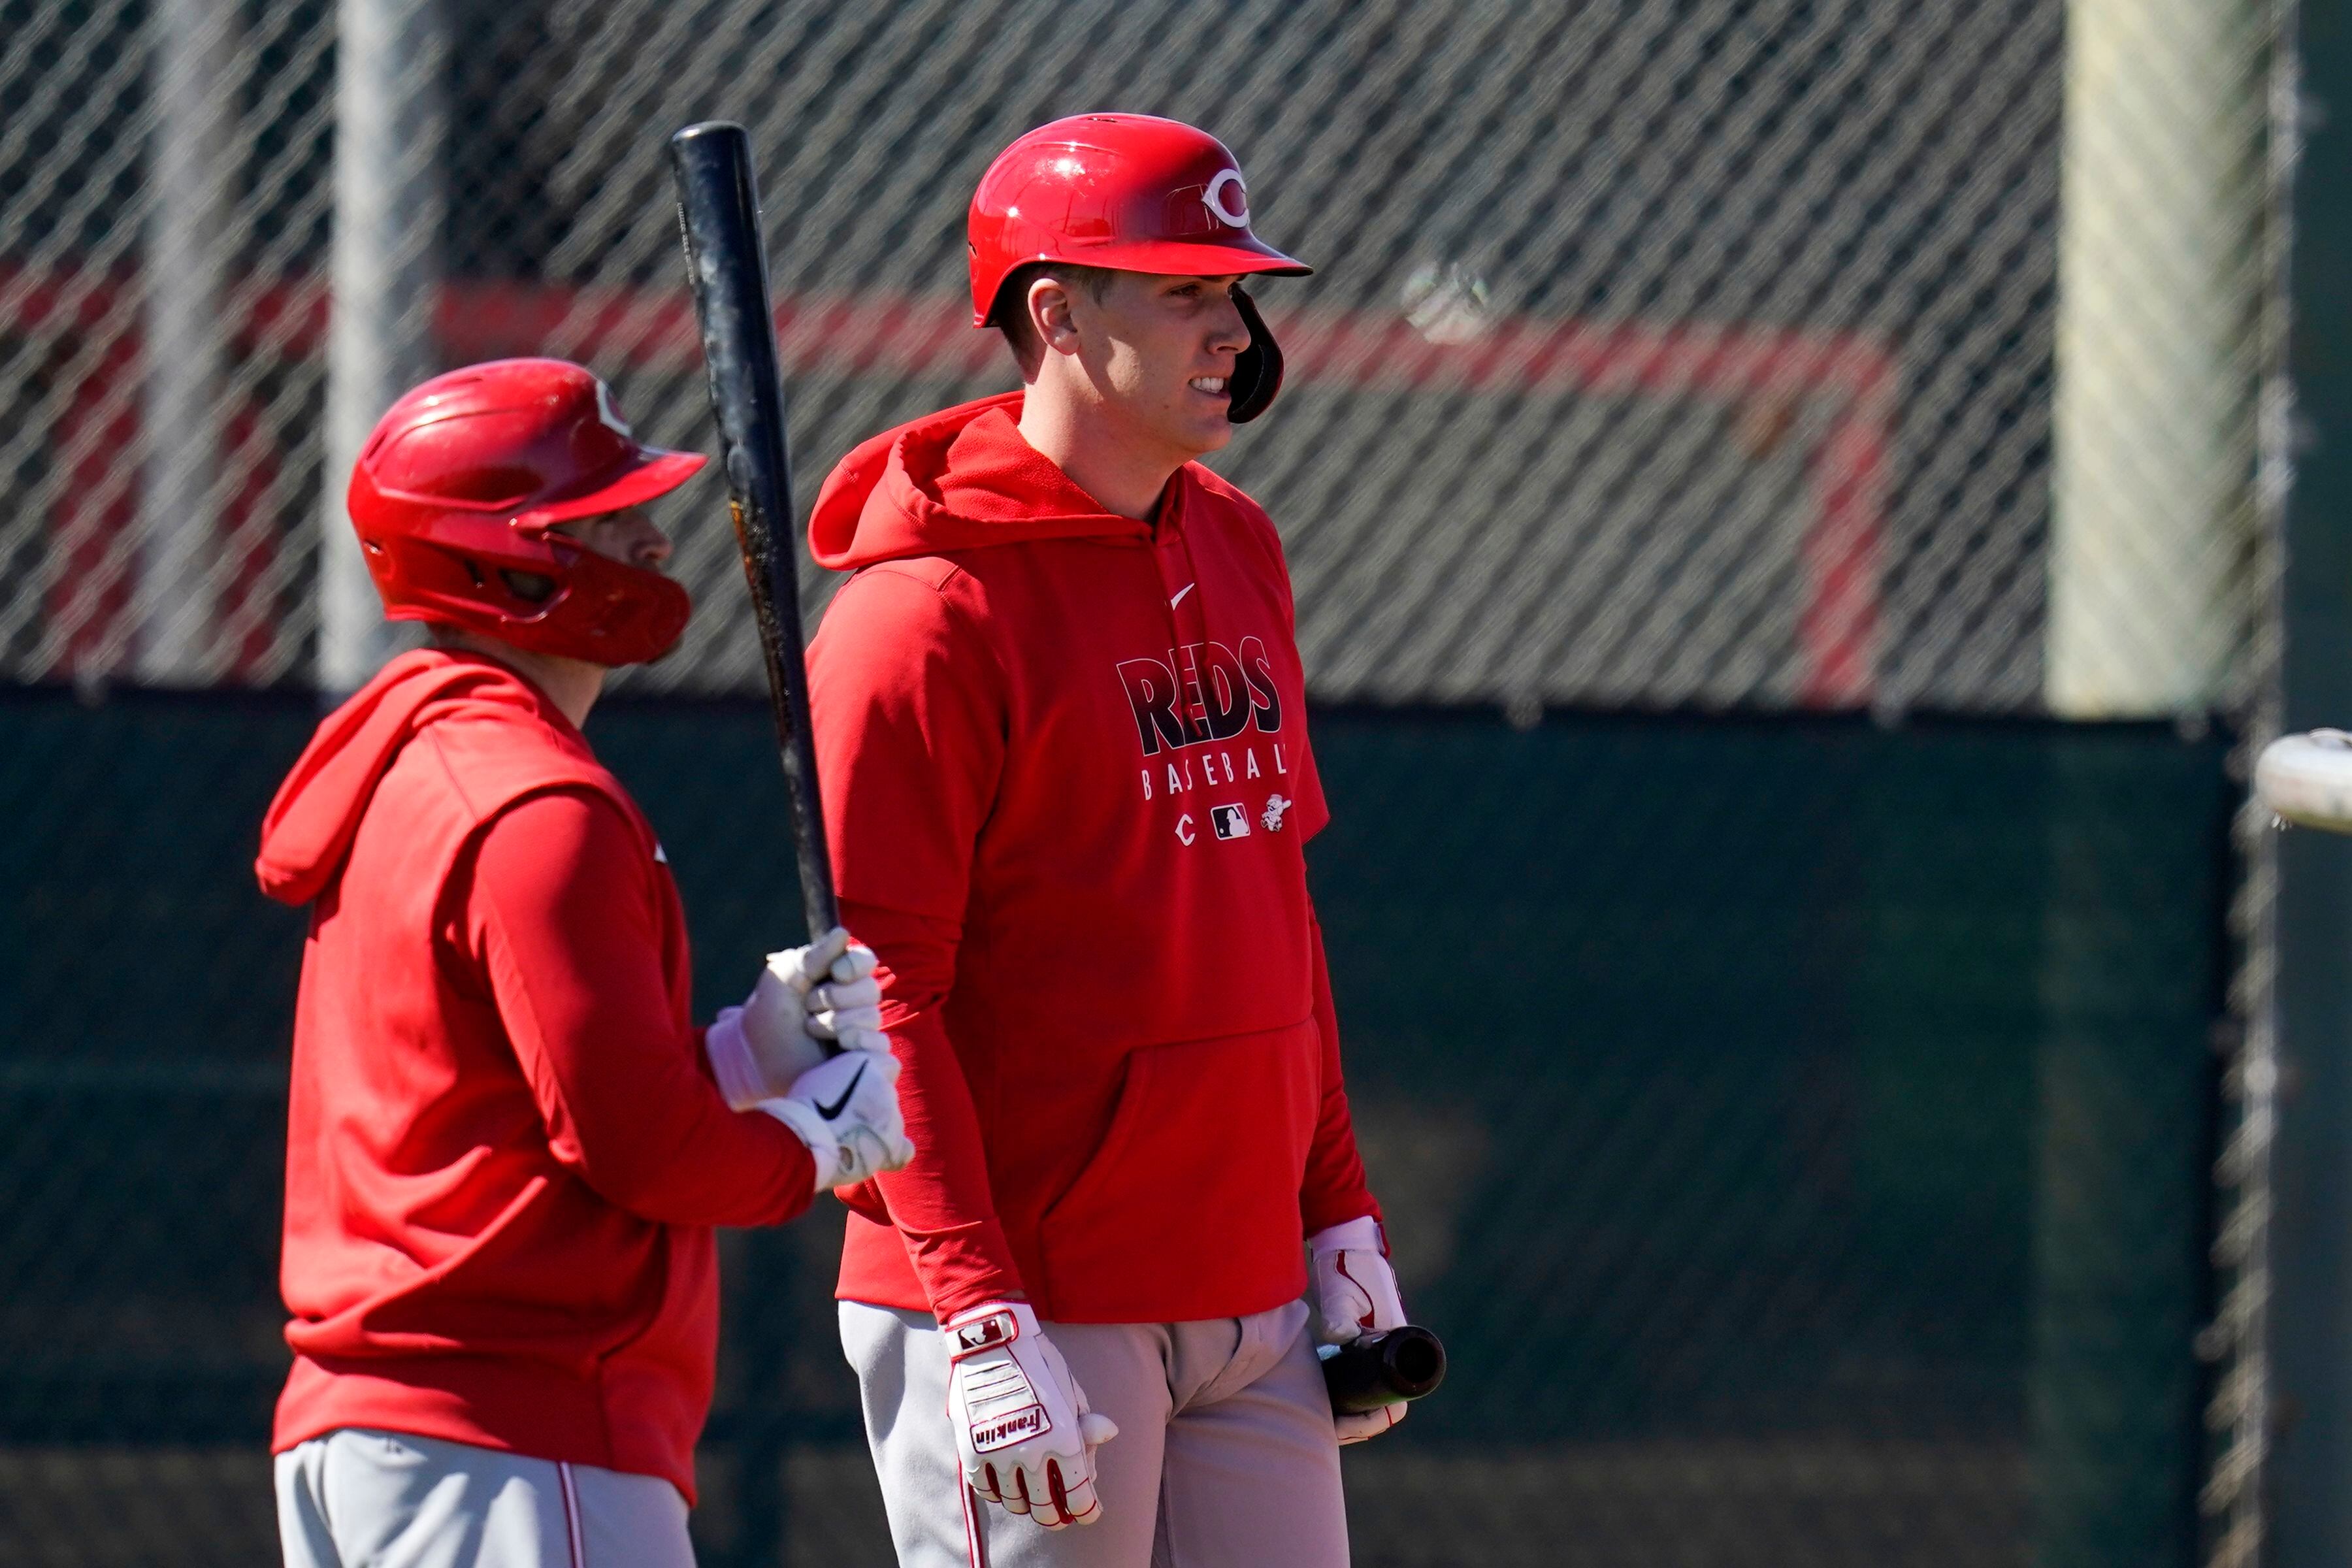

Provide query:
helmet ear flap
left=1227, top=284, right=1284, bottom=424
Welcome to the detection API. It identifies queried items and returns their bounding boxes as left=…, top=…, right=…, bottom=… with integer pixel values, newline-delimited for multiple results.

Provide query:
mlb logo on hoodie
left=1211, top=804, right=1251, bottom=840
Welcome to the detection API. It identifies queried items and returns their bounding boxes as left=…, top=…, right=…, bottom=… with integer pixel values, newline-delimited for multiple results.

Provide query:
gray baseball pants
left=840, top=1298, right=1349, bottom=1568
left=275, top=1427, right=694, bottom=1568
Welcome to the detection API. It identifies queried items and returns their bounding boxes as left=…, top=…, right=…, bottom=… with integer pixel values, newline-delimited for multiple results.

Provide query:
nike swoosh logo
left=1169, top=583, right=1195, bottom=608
left=815, top=1060, right=867, bottom=1120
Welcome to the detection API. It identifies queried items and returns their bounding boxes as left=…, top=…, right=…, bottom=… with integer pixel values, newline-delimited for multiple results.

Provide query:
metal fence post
left=2046, top=0, right=2265, bottom=715
left=320, top=0, right=445, bottom=693
left=133, top=0, right=233, bottom=685
left=2038, top=4, right=2270, bottom=1560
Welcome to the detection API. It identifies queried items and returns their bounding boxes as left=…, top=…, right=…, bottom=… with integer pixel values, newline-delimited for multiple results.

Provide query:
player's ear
left=1028, top=275, right=1081, bottom=357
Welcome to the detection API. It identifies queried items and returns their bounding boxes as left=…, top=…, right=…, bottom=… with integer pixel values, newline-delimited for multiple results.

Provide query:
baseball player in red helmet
left=255, top=357, right=913, bottom=1567
left=808, top=115, right=1405, bottom=1567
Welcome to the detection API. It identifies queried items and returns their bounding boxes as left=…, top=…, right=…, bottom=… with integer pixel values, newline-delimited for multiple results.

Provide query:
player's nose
left=1206, top=291, right=1249, bottom=357
left=625, top=510, right=673, bottom=569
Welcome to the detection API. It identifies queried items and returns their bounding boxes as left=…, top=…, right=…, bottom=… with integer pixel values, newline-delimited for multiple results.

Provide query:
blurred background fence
left=0, top=1, right=2300, bottom=1565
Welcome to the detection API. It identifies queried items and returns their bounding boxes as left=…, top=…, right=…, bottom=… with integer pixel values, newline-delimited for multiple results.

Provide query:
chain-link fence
left=1, top=0, right=2281, bottom=715
left=0, top=0, right=2297, bottom=1565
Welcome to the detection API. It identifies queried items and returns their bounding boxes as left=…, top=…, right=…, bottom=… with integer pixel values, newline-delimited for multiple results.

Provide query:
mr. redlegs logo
left=1117, top=638, right=1284, bottom=757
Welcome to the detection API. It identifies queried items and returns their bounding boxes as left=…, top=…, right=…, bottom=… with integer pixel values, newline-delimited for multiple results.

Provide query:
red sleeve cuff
left=896, top=1216, right=1027, bottom=1319
left=1301, top=1192, right=1384, bottom=1238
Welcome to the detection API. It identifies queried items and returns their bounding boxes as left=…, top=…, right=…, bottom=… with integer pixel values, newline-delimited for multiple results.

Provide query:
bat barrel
left=670, top=121, right=840, bottom=942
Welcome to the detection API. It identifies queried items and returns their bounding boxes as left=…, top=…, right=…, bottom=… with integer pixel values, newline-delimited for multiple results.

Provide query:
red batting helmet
left=347, top=358, right=704, bottom=665
left=968, top=113, right=1311, bottom=422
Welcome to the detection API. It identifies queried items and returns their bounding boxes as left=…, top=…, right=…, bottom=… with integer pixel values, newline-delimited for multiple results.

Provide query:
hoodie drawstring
left=1151, top=485, right=1223, bottom=735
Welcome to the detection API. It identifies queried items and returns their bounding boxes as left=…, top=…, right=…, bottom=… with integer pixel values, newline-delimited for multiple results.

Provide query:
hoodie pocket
left=1034, top=1019, right=1321, bottom=1321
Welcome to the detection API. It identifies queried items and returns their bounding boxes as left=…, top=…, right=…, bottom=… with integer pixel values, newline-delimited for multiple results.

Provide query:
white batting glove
left=759, top=1047, right=915, bottom=1193
left=1309, top=1217, right=1409, bottom=1444
left=946, top=1302, right=1119, bottom=1529
left=706, top=926, right=885, bottom=1109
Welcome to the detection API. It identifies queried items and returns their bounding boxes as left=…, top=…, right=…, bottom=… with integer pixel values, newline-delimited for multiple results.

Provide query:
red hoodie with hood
left=254, top=649, right=815, bottom=1500
left=807, top=391, right=1380, bottom=1325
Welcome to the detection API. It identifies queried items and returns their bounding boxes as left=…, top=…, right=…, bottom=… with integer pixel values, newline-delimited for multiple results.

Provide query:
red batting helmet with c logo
left=346, top=359, right=704, bottom=665
left=968, top=114, right=1311, bottom=421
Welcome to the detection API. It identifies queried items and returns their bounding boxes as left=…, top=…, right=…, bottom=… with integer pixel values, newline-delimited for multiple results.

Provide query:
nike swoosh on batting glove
left=760, top=1047, right=914, bottom=1193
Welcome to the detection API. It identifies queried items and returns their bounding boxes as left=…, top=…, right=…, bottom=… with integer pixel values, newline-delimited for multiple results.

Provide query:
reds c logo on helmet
left=1202, top=169, right=1250, bottom=229
left=346, top=359, right=705, bottom=666
left=966, top=113, right=1311, bottom=423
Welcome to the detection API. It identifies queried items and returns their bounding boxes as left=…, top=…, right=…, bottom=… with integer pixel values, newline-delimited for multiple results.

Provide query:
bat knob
left=1318, top=1324, right=1447, bottom=1414
left=672, top=119, right=749, bottom=149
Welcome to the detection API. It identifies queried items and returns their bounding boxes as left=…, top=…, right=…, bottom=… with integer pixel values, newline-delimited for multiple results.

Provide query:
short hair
left=993, top=262, right=1115, bottom=370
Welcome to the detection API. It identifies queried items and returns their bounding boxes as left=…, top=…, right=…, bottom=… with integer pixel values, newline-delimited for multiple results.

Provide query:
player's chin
left=1180, top=403, right=1237, bottom=452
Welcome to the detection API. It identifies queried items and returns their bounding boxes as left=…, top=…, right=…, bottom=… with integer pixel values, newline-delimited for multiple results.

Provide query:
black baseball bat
left=1320, top=1324, right=1447, bottom=1415
left=669, top=121, right=839, bottom=949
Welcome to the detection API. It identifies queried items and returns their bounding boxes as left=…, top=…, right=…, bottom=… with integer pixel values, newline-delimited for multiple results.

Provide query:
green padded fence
left=0, top=689, right=2230, bottom=1567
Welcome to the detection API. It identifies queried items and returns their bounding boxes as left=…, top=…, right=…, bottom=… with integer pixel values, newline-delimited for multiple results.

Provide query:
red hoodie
left=807, top=392, right=1380, bottom=1325
left=255, top=649, right=815, bottom=1501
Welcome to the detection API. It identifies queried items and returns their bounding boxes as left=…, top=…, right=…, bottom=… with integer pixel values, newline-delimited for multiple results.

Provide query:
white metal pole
left=133, top=0, right=232, bottom=685
left=2039, top=8, right=2269, bottom=1563
left=2046, top=0, right=2264, bottom=715
left=319, top=0, right=445, bottom=693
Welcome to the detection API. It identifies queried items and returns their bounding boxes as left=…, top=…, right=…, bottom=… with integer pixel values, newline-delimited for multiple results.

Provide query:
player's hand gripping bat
left=1311, top=1222, right=1448, bottom=1419
left=670, top=121, right=841, bottom=1004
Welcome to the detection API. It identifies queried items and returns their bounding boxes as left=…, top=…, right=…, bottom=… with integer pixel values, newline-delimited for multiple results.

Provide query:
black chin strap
left=1227, top=284, right=1284, bottom=423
